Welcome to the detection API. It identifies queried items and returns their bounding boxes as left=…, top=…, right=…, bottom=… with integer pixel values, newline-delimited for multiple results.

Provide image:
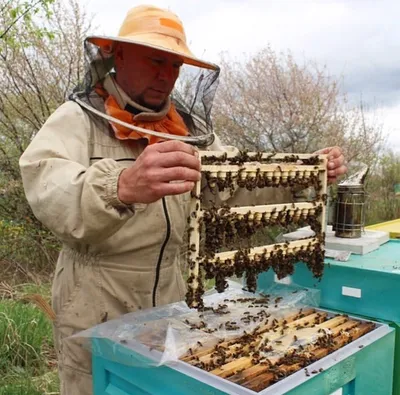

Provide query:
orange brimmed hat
left=86, top=5, right=218, bottom=71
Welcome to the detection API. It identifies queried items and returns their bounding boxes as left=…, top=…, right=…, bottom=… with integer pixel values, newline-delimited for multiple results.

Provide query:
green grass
left=0, top=370, right=59, bottom=395
left=0, top=285, right=59, bottom=395
left=16, top=282, right=52, bottom=301
left=0, top=300, right=53, bottom=371
left=0, top=381, right=43, bottom=395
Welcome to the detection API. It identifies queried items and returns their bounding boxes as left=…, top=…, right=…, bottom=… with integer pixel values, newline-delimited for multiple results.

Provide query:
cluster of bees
left=198, top=242, right=325, bottom=294
left=204, top=169, right=322, bottom=193
left=201, top=152, right=323, bottom=166
left=202, top=205, right=324, bottom=253
left=186, top=310, right=326, bottom=372
left=179, top=299, right=375, bottom=391
left=185, top=151, right=328, bottom=309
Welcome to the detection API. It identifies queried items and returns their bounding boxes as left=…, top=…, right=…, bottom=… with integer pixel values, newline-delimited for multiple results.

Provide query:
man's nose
left=157, top=64, right=175, bottom=82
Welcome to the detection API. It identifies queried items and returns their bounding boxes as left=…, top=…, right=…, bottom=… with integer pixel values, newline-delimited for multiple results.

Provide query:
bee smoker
left=333, top=166, right=369, bottom=239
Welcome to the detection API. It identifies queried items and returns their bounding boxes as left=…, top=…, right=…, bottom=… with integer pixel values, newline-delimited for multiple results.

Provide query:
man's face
left=114, top=43, right=183, bottom=109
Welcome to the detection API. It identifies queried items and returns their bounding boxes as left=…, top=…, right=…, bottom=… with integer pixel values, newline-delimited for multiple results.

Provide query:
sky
left=85, top=0, right=400, bottom=151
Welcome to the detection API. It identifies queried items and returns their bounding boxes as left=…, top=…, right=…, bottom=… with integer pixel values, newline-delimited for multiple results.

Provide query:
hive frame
left=186, top=151, right=328, bottom=308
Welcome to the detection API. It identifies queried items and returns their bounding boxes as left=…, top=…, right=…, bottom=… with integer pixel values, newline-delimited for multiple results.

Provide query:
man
left=19, top=5, right=346, bottom=394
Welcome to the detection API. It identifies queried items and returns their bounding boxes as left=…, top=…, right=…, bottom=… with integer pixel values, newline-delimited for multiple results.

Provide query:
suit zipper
left=152, top=197, right=171, bottom=307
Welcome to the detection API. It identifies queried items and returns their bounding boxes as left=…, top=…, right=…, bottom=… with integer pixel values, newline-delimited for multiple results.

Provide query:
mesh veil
left=70, top=40, right=220, bottom=147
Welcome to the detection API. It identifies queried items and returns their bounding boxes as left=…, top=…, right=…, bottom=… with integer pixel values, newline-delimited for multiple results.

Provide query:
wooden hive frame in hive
left=185, top=151, right=328, bottom=309
left=179, top=307, right=376, bottom=392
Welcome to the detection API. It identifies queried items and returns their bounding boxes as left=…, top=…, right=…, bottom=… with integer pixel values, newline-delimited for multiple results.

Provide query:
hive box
left=91, top=316, right=394, bottom=395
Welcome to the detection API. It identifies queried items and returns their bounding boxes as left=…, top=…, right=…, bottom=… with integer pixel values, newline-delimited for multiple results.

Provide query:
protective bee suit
left=19, top=5, right=291, bottom=394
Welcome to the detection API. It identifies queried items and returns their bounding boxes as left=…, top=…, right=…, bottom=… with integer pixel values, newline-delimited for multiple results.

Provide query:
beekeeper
left=19, top=5, right=347, bottom=394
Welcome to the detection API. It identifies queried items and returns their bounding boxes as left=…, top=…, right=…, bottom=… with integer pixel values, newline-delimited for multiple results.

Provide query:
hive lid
left=283, top=225, right=389, bottom=255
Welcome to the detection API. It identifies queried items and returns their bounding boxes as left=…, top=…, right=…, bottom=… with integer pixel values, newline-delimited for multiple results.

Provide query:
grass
left=0, top=270, right=221, bottom=395
left=0, top=283, right=59, bottom=395
left=16, top=282, right=52, bottom=301
left=0, top=301, right=52, bottom=370
left=0, top=371, right=59, bottom=395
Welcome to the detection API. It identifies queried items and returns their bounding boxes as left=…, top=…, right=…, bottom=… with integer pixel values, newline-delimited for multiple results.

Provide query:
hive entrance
left=185, top=151, right=328, bottom=309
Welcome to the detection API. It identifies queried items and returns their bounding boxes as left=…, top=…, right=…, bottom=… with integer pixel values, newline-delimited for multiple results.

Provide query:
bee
left=101, top=312, right=108, bottom=323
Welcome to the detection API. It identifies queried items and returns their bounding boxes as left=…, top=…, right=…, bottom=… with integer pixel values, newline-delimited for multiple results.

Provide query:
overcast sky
left=85, top=0, right=400, bottom=151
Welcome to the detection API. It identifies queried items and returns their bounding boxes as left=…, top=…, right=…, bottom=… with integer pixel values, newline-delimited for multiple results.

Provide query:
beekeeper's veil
left=70, top=5, right=220, bottom=147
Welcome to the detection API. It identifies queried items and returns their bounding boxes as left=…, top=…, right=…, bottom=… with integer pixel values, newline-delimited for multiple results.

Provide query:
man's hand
left=117, top=141, right=200, bottom=204
left=314, top=146, right=347, bottom=184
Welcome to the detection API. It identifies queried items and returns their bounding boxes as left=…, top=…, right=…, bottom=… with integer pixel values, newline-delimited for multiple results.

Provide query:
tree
left=213, top=47, right=384, bottom=167
left=365, top=150, right=400, bottom=224
left=0, top=0, right=55, bottom=42
left=0, top=0, right=92, bottom=276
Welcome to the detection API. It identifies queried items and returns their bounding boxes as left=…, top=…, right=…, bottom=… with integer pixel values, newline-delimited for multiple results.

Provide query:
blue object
left=259, top=240, right=400, bottom=322
left=92, top=322, right=394, bottom=394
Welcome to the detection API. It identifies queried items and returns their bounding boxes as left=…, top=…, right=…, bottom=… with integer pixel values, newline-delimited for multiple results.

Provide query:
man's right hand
left=117, top=140, right=201, bottom=205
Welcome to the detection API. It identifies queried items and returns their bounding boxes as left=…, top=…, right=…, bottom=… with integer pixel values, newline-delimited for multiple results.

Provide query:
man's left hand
left=314, top=146, right=347, bottom=184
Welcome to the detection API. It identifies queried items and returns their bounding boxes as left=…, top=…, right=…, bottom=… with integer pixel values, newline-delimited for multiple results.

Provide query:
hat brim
left=86, top=35, right=219, bottom=71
